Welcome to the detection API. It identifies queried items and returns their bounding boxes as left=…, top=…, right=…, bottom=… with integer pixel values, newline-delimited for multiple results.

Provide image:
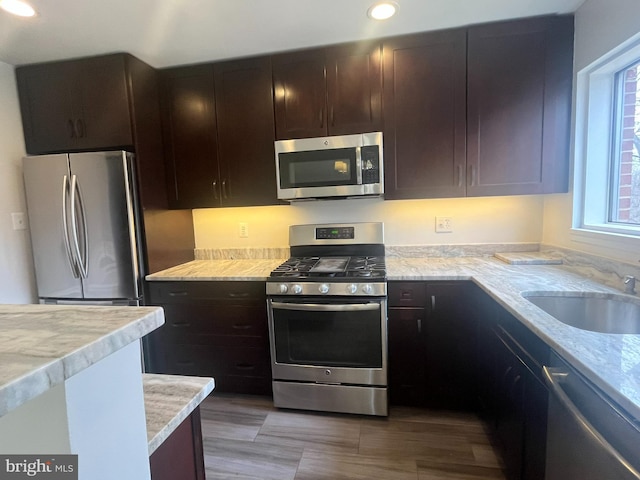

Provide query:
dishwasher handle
left=543, top=366, right=640, bottom=480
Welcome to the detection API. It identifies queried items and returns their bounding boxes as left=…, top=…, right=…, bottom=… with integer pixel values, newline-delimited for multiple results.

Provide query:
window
left=574, top=34, right=640, bottom=240
left=611, top=61, right=640, bottom=225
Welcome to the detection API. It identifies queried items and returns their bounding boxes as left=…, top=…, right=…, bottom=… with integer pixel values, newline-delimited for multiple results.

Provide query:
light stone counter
left=387, top=256, right=640, bottom=422
left=148, top=255, right=640, bottom=422
left=145, top=259, right=284, bottom=281
left=0, top=303, right=166, bottom=480
left=143, top=374, right=214, bottom=455
left=0, top=303, right=164, bottom=417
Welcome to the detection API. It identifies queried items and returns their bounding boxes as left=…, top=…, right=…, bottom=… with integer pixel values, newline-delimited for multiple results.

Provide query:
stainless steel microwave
left=275, top=132, right=383, bottom=201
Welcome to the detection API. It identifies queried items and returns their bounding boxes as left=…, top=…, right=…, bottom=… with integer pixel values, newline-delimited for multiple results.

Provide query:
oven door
left=267, top=297, right=387, bottom=386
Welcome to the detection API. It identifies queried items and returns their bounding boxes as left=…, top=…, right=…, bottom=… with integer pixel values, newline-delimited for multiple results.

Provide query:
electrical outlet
left=239, top=222, right=249, bottom=238
left=11, top=212, right=27, bottom=231
left=435, top=216, right=453, bottom=233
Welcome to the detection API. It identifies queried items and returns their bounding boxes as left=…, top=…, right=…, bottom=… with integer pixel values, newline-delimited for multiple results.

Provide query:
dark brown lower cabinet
left=149, top=407, right=205, bottom=480
left=144, top=281, right=271, bottom=395
left=388, top=281, right=477, bottom=409
left=388, top=282, right=550, bottom=480
left=473, top=287, right=550, bottom=480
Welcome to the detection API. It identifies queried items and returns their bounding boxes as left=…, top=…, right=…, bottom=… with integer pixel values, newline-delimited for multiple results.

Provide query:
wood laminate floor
left=200, top=393, right=506, bottom=480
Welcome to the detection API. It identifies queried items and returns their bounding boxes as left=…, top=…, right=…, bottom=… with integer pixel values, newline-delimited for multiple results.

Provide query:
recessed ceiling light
left=0, top=0, right=36, bottom=17
left=367, top=2, right=398, bottom=21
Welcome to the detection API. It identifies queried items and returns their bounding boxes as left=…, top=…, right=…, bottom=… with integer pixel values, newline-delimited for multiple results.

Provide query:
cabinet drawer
left=165, top=344, right=271, bottom=378
left=388, top=282, right=428, bottom=306
left=148, top=281, right=265, bottom=304
left=160, top=303, right=268, bottom=344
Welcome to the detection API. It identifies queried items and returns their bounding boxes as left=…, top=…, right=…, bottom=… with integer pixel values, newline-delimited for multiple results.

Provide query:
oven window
left=272, top=302, right=383, bottom=368
left=279, top=148, right=357, bottom=188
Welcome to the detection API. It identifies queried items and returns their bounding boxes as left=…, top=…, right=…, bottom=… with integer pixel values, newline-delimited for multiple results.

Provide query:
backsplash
left=194, top=247, right=290, bottom=260
left=194, top=243, right=640, bottom=296
left=386, top=243, right=539, bottom=258
left=540, top=245, right=640, bottom=293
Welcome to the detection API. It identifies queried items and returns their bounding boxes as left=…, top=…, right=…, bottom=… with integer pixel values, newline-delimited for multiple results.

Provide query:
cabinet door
left=325, top=42, right=382, bottom=136
left=424, top=282, right=477, bottom=409
left=74, top=54, right=133, bottom=150
left=16, top=54, right=134, bottom=154
left=273, top=49, right=327, bottom=139
left=388, top=307, right=426, bottom=405
left=467, top=16, right=573, bottom=196
left=16, top=61, right=80, bottom=153
left=493, top=333, right=526, bottom=480
left=160, top=65, right=220, bottom=208
left=383, top=29, right=467, bottom=199
left=214, top=57, right=279, bottom=207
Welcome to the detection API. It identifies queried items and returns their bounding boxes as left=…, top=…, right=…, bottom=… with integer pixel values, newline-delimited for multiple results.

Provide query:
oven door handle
left=270, top=301, right=380, bottom=312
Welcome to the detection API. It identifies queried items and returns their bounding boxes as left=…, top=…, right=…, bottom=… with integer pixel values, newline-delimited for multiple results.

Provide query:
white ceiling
left=0, top=0, right=585, bottom=69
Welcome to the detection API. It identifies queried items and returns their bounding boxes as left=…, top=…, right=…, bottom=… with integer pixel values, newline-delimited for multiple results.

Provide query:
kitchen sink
left=523, top=292, right=640, bottom=334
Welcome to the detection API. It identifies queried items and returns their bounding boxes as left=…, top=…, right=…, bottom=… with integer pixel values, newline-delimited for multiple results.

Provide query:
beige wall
left=194, top=195, right=544, bottom=248
left=542, top=0, right=640, bottom=263
left=0, top=61, right=36, bottom=303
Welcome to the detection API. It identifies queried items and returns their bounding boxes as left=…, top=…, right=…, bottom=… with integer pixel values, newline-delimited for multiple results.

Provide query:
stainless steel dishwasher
left=544, top=351, right=640, bottom=480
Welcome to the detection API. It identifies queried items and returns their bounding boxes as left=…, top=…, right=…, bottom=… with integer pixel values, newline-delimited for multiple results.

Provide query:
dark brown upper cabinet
left=16, top=54, right=135, bottom=154
left=383, top=29, right=467, bottom=200
left=466, top=15, right=574, bottom=196
left=383, top=15, right=573, bottom=200
left=160, top=65, right=219, bottom=209
left=272, top=42, right=383, bottom=139
left=214, top=57, right=279, bottom=207
left=160, top=57, right=279, bottom=209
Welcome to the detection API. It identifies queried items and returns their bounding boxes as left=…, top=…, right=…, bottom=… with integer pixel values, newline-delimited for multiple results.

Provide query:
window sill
left=570, top=227, right=640, bottom=254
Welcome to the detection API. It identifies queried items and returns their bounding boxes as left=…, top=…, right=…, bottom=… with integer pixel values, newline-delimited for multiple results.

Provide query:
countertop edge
left=143, top=373, right=215, bottom=455
left=0, top=305, right=164, bottom=418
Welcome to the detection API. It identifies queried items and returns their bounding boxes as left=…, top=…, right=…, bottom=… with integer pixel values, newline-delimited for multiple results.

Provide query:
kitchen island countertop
left=147, top=255, right=640, bottom=422
left=0, top=303, right=164, bottom=418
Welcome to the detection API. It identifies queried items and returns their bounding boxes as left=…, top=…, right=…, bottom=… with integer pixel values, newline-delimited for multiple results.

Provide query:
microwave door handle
left=356, top=147, right=363, bottom=184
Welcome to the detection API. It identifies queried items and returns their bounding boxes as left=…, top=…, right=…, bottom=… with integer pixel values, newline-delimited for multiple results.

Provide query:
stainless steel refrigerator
left=23, top=151, right=144, bottom=306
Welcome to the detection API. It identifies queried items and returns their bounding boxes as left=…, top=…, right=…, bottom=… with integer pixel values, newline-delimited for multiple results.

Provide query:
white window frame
left=572, top=32, right=640, bottom=250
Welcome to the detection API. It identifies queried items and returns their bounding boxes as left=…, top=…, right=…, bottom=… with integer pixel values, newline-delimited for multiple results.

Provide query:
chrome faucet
left=624, top=275, right=637, bottom=295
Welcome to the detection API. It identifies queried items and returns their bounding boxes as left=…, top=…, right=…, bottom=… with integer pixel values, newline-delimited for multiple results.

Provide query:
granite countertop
left=146, top=255, right=640, bottom=422
left=143, top=373, right=215, bottom=455
left=0, top=304, right=164, bottom=418
left=145, top=259, right=284, bottom=281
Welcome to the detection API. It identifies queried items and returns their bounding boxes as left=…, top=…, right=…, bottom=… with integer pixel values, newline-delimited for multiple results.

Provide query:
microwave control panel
left=361, top=145, right=380, bottom=184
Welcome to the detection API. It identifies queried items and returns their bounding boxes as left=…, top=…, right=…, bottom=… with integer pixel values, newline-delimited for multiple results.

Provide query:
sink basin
left=523, top=292, right=640, bottom=334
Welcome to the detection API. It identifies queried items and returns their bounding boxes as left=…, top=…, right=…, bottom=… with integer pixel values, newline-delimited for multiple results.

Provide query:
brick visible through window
left=612, top=61, right=640, bottom=224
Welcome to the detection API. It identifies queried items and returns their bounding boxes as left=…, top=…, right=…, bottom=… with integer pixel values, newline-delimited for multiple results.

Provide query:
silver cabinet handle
left=431, top=295, right=436, bottom=311
left=543, top=366, right=640, bottom=480
left=270, top=301, right=380, bottom=312
left=457, top=165, right=463, bottom=188
left=212, top=179, right=219, bottom=200
left=222, top=179, right=228, bottom=199
left=468, top=165, right=476, bottom=186
left=417, top=318, right=422, bottom=334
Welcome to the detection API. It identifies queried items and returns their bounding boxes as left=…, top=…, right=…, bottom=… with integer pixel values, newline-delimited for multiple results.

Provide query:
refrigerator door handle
left=70, top=174, right=89, bottom=279
left=61, top=175, right=80, bottom=278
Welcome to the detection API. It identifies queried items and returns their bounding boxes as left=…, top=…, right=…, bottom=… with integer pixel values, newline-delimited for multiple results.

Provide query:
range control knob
left=278, top=284, right=288, bottom=294
left=362, top=284, right=373, bottom=295
left=319, top=284, right=330, bottom=294
left=347, top=284, right=358, bottom=294
left=291, top=284, right=303, bottom=295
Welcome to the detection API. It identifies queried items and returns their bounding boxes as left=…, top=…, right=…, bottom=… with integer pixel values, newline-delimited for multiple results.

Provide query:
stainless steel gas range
left=266, top=222, right=388, bottom=416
